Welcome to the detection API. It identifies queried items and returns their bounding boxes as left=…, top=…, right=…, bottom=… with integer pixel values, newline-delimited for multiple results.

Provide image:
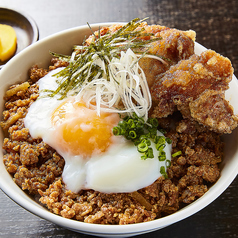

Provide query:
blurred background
left=0, top=0, right=237, bottom=237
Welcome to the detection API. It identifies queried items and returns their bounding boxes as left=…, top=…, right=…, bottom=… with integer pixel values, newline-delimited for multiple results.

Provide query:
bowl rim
left=0, top=22, right=238, bottom=236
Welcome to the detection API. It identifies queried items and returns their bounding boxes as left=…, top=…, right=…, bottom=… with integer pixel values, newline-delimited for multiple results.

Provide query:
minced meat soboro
left=1, top=22, right=236, bottom=225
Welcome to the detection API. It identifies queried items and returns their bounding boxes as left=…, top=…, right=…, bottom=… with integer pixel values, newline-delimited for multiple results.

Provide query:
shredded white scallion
left=70, top=51, right=77, bottom=62
left=136, top=54, right=169, bottom=66
left=75, top=48, right=152, bottom=121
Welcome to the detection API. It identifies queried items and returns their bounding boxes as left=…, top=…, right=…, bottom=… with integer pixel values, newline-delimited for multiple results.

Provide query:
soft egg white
left=83, top=132, right=171, bottom=193
left=24, top=68, right=172, bottom=194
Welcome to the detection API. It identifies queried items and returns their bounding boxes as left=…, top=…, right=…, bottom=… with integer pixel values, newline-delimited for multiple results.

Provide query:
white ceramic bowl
left=0, top=23, right=238, bottom=237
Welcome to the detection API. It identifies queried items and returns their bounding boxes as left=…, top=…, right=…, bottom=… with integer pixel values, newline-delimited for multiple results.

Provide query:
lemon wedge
left=0, top=24, right=17, bottom=62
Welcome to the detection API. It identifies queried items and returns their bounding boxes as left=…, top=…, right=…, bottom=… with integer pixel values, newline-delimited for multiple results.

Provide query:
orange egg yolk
left=51, top=98, right=120, bottom=158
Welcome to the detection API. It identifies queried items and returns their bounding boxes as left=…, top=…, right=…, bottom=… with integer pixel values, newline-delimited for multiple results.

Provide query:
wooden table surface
left=0, top=0, right=237, bottom=237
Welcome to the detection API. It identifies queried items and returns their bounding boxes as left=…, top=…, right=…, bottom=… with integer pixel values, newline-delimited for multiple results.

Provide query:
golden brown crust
left=86, top=23, right=195, bottom=89
left=189, top=90, right=238, bottom=133
left=150, top=50, right=236, bottom=133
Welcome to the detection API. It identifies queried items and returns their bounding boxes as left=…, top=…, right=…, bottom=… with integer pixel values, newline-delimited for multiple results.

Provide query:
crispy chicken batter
left=139, top=25, right=195, bottom=88
left=189, top=90, right=238, bottom=133
left=86, top=23, right=195, bottom=88
left=150, top=50, right=237, bottom=133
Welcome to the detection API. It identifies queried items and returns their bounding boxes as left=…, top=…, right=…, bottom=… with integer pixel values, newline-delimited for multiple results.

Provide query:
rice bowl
left=0, top=22, right=238, bottom=237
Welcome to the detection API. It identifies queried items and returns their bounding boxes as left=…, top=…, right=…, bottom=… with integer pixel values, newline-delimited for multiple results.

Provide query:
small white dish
left=0, top=7, right=39, bottom=68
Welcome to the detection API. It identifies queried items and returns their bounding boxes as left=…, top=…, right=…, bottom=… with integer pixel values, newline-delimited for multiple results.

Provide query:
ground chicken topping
left=0, top=21, right=237, bottom=225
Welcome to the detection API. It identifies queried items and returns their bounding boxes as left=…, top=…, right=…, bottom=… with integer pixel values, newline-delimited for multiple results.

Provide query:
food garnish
left=43, top=18, right=172, bottom=170
left=172, top=151, right=182, bottom=158
left=113, top=112, right=172, bottom=178
left=45, top=18, right=163, bottom=120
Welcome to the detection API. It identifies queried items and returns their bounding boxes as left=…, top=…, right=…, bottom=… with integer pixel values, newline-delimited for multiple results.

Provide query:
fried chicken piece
left=85, top=22, right=195, bottom=88
left=150, top=50, right=236, bottom=133
left=139, top=57, right=168, bottom=88
left=139, top=25, right=195, bottom=88
left=189, top=90, right=238, bottom=133
left=144, top=25, right=195, bottom=63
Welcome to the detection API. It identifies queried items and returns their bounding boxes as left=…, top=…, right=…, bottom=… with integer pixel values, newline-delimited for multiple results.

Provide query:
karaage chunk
left=139, top=25, right=196, bottom=88
left=85, top=23, right=195, bottom=88
left=189, top=90, right=238, bottom=133
left=150, top=50, right=236, bottom=133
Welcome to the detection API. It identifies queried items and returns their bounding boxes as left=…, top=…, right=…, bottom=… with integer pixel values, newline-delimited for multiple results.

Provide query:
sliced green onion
left=147, top=118, right=159, bottom=127
left=160, top=166, right=168, bottom=179
left=139, top=134, right=149, bottom=141
left=127, top=119, right=136, bottom=128
left=113, top=114, right=172, bottom=178
left=142, top=138, right=151, bottom=146
left=172, top=151, right=182, bottom=157
left=141, top=155, right=147, bottom=160
left=158, top=136, right=166, bottom=144
left=166, top=138, right=172, bottom=144
left=160, top=166, right=166, bottom=174
left=159, top=129, right=166, bottom=134
left=138, top=142, right=148, bottom=153
left=158, top=151, right=166, bottom=161
left=166, top=159, right=171, bottom=167
left=156, top=143, right=166, bottom=151
left=113, top=127, right=121, bottom=136
left=129, top=130, right=137, bottom=139
left=146, top=148, right=154, bottom=158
